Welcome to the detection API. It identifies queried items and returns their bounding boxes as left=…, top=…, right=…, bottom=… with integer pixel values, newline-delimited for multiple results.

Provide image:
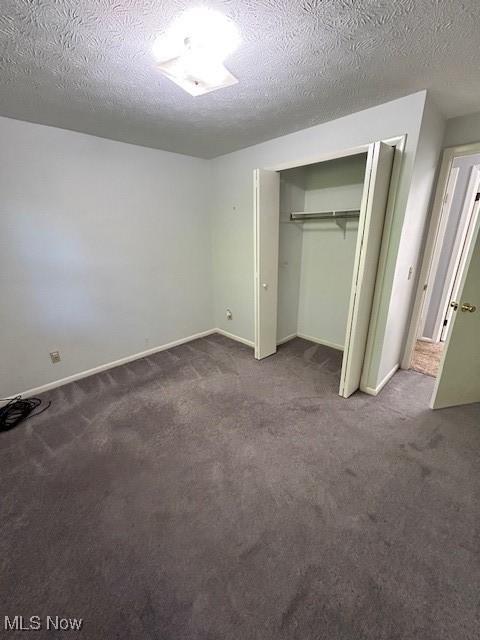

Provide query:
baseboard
left=296, top=332, right=344, bottom=352
left=418, top=336, right=434, bottom=343
left=277, top=333, right=297, bottom=346
left=362, top=364, right=399, bottom=396
left=11, top=329, right=217, bottom=400
left=214, top=328, right=254, bottom=348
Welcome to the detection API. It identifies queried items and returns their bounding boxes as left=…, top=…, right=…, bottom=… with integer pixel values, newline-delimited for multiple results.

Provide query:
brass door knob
left=461, top=302, right=476, bottom=313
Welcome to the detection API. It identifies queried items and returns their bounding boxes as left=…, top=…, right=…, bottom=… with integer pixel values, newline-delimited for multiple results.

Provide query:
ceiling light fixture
left=152, top=7, right=241, bottom=96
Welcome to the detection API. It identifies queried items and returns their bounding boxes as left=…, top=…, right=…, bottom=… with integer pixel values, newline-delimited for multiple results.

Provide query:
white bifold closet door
left=340, top=141, right=394, bottom=397
left=254, top=168, right=280, bottom=359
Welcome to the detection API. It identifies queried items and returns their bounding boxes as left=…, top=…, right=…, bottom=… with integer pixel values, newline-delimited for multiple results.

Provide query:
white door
left=340, top=141, right=395, bottom=398
left=254, top=169, right=280, bottom=359
left=439, top=168, right=480, bottom=341
left=431, top=198, right=480, bottom=409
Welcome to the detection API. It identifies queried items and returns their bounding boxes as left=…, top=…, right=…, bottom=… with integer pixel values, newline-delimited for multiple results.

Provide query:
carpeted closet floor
left=1, top=335, right=479, bottom=639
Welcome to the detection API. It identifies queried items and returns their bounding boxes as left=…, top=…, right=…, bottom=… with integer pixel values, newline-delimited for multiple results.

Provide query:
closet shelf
left=290, top=209, right=360, bottom=221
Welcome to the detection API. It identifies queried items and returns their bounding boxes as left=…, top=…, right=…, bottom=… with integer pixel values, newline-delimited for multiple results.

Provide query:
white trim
left=253, top=168, right=261, bottom=358
left=402, top=149, right=454, bottom=367
left=402, top=140, right=480, bottom=370
left=362, top=364, right=399, bottom=396
left=419, top=166, right=460, bottom=339
left=264, top=136, right=405, bottom=173
left=437, top=165, right=480, bottom=342
left=444, top=141, right=480, bottom=157
left=215, top=328, right=255, bottom=347
left=12, top=329, right=217, bottom=400
left=278, top=331, right=344, bottom=351
left=266, top=144, right=369, bottom=172
left=296, top=332, right=344, bottom=351
left=8, top=328, right=256, bottom=402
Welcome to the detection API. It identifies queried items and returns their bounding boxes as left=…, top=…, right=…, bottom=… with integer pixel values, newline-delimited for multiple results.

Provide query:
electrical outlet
left=50, top=351, right=61, bottom=364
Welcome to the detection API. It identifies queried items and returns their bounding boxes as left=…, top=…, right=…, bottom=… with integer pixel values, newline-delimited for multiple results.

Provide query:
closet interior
left=277, top=152, right=368, bottom=353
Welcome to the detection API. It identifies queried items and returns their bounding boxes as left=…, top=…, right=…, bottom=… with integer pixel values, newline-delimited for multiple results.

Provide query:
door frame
left=254, top=134, right=406, bottom=392
left=417, top=165, right=460, bottom=341
left=402, top=141, right=480, bottom=369
left=439, top=166, right=480, bottom=341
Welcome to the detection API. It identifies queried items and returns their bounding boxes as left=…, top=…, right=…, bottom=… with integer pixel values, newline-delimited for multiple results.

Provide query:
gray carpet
left=1, top=335, right=479, bottom=639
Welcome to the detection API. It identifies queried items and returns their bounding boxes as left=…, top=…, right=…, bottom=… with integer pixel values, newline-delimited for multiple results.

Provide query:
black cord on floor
left=0, top=396, right=51, bottom=432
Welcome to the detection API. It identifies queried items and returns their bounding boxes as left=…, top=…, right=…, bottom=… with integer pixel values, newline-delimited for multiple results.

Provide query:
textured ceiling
left=1, top=0, right=480, bottom=158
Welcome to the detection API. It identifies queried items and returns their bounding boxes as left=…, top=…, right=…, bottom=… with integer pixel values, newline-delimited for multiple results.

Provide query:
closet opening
left=277, top=153, right=367, bottom=375
left=254, top=140, right=399, bottom=398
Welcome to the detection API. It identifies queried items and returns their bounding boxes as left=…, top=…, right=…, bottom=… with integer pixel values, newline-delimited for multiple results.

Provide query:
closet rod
left=290, top=210, right=360, bottom=221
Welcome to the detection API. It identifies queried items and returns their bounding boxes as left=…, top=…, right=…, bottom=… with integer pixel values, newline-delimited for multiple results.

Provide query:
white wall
left=277, top=168, right=305, bottom=342
left=211, top=91, right=430, bottom=390
left=402, top=110, right=479, bottom=363
left=414, top=110, right=480, bottom=340
left=369, top=96, right=445, bottom=384
left=297, top=219, right=358, bottom=350
left=0, top=116, right=213, bottom=397
left=2, top=90, right=447, bottom=397
left=297, top=155, right=365, bottom=348
left=444, top=111, right=480, bottom=148
left=303, top=154, right=366, bottom=212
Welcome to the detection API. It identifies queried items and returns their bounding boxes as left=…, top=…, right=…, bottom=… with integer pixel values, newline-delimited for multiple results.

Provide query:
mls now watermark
left=4, top=615, right=83, bottom=631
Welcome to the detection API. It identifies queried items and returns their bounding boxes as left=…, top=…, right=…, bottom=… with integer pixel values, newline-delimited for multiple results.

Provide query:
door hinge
left=476, top=192, right=480, bottom=202
left=443, top=318, right=448, bottom=327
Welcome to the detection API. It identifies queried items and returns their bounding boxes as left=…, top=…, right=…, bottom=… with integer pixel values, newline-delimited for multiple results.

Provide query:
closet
left=254, top=141, right=395, bottom=398
left=277, top=153, right=367, bottom=351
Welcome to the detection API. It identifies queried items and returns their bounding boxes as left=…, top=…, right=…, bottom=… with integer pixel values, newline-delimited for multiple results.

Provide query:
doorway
left=404, top=142, right=480, bottom=408
left=406, top=148, right=480, bottom=378
left=254, top=140, right=400, bottom=398
left=277, top=154, right=366, bottom=352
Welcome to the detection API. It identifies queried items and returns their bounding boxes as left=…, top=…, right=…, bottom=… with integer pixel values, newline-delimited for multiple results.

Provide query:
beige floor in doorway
left=411, top=339, right=444, bottom=377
